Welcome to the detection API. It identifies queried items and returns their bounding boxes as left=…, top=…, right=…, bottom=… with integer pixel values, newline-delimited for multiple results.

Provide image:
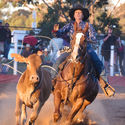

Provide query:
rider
left=48, top=31, right=64, bottom=63
left=52, top=4, right=115, bottom=97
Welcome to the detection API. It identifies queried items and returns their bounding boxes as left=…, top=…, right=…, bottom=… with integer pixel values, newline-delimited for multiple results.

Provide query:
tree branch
left=57, top=0, right=69, bottom=23
left=42, top=0, right=54, bottom=10
left=87, top=0, right=98, bottom=9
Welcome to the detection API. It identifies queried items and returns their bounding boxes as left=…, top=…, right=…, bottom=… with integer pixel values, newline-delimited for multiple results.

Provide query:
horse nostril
left=37, top=76, right=39, bottom=81
left=30, top=75, right=39, bottom=81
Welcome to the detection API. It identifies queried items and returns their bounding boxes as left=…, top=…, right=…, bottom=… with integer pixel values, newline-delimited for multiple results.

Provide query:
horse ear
left=11, top=53, right=27, bottom=63
left=83, top=22, right=89, bottom=34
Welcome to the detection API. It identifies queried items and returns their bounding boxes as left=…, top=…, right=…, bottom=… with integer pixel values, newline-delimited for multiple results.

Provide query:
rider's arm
left=47, top=39, right=53, bottom=52
left=103, top=34, right=111, bottom=42
left=53, top=23, right=71, bottom=37
left=88, top=23, right=97, bottom=43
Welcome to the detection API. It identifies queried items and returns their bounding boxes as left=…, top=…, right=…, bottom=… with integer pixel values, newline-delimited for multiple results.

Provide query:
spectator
left=42, top=48, right=52, bottom=66
left=48, top=31, right=64, bottom=63
left=22, top=44, right=32, bottom=57
left=116, top=36, right=125, bottom=75
left=0, top=21, right=6, bottom=56
left=101, top=26, right=117, bottom=73
left=3, top=23, right=12, bottom=60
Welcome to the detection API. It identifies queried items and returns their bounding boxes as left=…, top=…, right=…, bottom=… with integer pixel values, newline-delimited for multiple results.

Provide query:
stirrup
left=102, top=82, right=115, bottom=97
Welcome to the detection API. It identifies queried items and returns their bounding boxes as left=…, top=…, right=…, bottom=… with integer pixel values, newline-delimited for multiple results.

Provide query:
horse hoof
left=74, top=113, right=85, bottom=123
left=54, top=112, right=61, bottom=122
left=77, top=118, right=84, bottom=123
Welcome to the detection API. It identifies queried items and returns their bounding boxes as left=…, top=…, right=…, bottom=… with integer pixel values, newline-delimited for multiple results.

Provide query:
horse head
left=70, top=22, right=89, bottom=62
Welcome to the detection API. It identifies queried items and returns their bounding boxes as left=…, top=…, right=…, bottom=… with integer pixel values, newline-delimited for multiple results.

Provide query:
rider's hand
left=54, top=24, right=59, bottom=31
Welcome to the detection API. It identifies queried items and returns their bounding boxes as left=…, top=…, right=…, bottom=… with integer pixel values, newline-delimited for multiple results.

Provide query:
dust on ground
left=0, top=82, right=125, bottom=125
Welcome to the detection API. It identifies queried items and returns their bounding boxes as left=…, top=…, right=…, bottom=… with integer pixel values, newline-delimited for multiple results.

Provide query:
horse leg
left=28, top=100, right=42, bottom=125
left=75, top=99, right=91, bottom=122
left=66, top=98, right=83, bottom=124
left=15, top=94, right=22, bottom=125
left=21, top=103, right=27, bottom=125
left=54, top=91, right=62, bottom=122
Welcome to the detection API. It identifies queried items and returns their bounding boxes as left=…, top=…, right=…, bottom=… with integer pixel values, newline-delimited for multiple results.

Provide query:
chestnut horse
left=53, top=22, right=99, bottom=124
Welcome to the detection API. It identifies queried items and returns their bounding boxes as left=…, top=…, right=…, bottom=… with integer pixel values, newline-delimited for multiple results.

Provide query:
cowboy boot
left=99, top=76, right=115, bottom=97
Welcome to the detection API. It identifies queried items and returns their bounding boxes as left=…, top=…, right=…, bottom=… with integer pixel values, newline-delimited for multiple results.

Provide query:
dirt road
left=0, top=76, right=125, bottom=125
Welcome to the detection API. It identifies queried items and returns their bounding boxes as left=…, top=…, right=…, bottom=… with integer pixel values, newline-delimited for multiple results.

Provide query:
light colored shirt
left=48, top=37, right=63, bottom=63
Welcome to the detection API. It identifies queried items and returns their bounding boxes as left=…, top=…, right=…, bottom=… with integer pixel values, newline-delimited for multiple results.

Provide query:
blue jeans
left=4, top=40, right=10, bottom=59
left=87, top=44, right=104, bottom=75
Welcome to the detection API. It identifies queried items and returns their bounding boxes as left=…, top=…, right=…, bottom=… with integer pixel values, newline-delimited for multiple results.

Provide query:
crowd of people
left=0, top=4, right=125, bottom=78
left=0, top=21, right=12, bottom=61
left=0, top=21, right=12, bottom=73
left=21, top=29, right=70, bottom=67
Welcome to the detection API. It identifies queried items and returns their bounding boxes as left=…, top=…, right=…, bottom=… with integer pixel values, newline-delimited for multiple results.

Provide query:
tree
left=113, top=3, right=125, bottom=34
left=93, top=0, right=121, bottom=35
left=38, top=0, right=120, bottom=36
left=0, top=1, right=46, bottom=31
left=38, top=0, right=92, bottom=37
left=0, top=0, right=121, bottom=36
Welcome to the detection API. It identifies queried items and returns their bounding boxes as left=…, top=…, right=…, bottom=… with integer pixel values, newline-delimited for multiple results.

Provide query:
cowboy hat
left=69, top=4, right=89, bottom=21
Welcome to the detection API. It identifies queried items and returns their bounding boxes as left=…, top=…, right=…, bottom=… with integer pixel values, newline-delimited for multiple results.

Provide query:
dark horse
left=53, top=22, right=99, bottom=125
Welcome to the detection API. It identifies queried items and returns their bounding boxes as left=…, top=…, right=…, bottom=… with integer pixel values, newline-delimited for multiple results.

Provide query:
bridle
left=56, top=31, right=88, bottom=86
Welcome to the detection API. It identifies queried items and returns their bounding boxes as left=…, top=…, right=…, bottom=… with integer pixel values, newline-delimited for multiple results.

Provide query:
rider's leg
left=51, top=52, right=69, bottom=79
left=87, top=44, right=104, bottom=76
left=87, top=44, right=115, bottom=97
